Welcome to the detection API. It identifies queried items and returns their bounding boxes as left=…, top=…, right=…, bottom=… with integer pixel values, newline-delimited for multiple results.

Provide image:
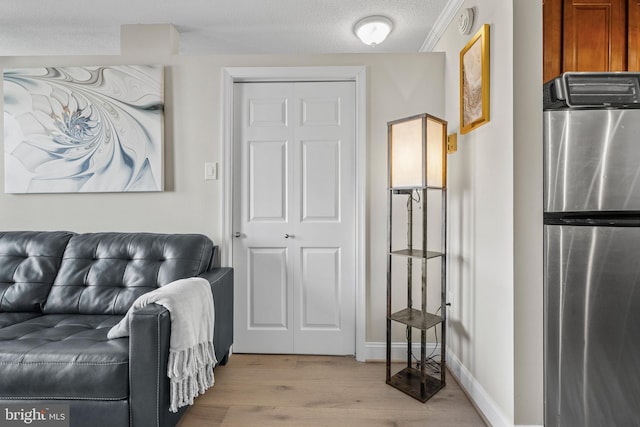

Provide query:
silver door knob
left=284, top=233, right=294, bottom=239
left=234, top=232, right=241, bottom=238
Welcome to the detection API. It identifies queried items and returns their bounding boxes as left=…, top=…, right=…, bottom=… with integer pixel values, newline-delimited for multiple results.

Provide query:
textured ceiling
left=0, top=0, right=453, bottom=56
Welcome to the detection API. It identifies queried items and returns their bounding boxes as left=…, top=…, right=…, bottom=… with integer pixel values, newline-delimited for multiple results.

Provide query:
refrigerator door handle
left=544, top=211, right=640, bottom=227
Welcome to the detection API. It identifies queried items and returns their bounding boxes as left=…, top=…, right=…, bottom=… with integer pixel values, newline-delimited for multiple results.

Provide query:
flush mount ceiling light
left=354, top=15, right=393, bottom=46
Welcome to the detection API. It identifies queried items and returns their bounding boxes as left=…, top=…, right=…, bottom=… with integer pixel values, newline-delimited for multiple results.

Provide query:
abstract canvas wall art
left=3, top=65, right=164, bottom=193
left=459, top=24, right=490, bottom=135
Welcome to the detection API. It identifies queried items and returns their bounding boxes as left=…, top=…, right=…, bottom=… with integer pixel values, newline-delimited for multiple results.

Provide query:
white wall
left=513, top=1, right=543, bottom=424
left=435, top=0, right=515, bottom=423
left=0, top=32, right=445, bottom=353
left=434, top=1, right=543, bottom=426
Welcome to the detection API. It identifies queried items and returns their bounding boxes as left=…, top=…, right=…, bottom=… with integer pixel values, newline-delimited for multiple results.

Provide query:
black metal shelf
left=387, top=367, right=445, bottom=403
left=390, top=186, right=447, bottom=193
left=390, top=249, right=444, bottom=259
left=389, top=308, right=443, bottom=331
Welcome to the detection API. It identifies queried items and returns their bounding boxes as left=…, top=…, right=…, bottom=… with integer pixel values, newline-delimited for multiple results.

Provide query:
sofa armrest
left=128, top=270, right=233, bottom=426
left=129, top=304, right=185, bottom=427
left=199, top=267, right=234, bottom=365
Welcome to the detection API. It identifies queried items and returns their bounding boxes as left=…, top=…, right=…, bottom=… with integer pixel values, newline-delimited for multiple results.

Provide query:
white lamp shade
left=389, top=114, right=446, bottom=189
left=390, top=118, right=423, bottom=187
left=354, top=16, right=393, bottom=46
left=425, top=118, right=445, bottom=188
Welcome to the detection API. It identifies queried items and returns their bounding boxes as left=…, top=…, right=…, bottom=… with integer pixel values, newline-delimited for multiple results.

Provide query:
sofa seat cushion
left=0, top=314, right=129, bottom=400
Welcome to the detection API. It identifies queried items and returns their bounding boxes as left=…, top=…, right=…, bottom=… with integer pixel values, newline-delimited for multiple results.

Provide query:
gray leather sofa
left=0, top=231, right=233, bottom=427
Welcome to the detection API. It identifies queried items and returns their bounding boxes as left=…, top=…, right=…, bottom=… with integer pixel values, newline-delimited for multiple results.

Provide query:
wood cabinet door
left=629, top=0, right=640, bottom=71
left=544, top=0, right=564, bottom=82
left=563, top=0, right=627, bottom=72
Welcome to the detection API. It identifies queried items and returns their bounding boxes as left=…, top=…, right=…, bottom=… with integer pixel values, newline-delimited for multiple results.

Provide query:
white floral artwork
left=3, top=65, right=164, bottom=193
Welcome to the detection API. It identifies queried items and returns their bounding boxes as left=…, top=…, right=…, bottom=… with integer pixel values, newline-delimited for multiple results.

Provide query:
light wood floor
left=177, top=354, right=487, bottom=427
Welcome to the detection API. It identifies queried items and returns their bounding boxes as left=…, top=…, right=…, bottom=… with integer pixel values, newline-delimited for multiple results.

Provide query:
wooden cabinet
left=564, top=0, right=627, bottom=72
left=544, top=0, right=564, bottom=81
left=543, top=0, right=638, bottom=82
left=629, top=0, right=640, bottom=70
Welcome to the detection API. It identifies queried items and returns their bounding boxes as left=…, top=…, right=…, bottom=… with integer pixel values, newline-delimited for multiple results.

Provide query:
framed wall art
left=3, top=65, right=164, bottom=193
left=460, top=24, right=490, bottom=134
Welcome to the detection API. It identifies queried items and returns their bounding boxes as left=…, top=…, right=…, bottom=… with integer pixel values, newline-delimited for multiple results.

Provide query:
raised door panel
left=543, top=0, right=564, bottom=82
left=301, top=140, right=340, bottom=222
left=301, top=97, right=341, bottom=127
left=248, top=248, right=289, bottom=330
left=300, top=247, right=341, bottom=330
left=629, top=0, right=640, bottom=71
left=563, top=0, right=627, bottom=72
left=248, top=140, right=288, bottom=222
left=249, top=98, right=288, bottom=127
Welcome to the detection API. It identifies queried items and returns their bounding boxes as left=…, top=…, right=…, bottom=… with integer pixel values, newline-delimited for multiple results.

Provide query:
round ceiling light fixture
left=354, top=15, right=393, bottom=46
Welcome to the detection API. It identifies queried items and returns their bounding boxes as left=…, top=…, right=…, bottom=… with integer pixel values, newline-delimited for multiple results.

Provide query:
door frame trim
left=221, top=66, right=367, bottom=361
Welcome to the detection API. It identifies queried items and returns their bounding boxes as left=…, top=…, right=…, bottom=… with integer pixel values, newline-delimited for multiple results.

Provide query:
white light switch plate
left=204, top=162, right=218, bottom=180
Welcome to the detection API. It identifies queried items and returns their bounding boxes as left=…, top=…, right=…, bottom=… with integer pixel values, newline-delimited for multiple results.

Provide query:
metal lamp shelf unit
left=385, top=113, right=448, bottom=404
left=385, top=185, right=447, bottom=403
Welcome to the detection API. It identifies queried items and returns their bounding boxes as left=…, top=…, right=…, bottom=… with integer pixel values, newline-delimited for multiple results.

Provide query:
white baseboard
left=364, top=343, right=542, bottom=427
left=446, top=348, right=513, bottom=427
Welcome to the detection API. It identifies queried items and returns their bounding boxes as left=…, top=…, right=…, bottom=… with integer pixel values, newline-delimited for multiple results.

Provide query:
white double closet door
left=232, top=81, right=355, bottom=355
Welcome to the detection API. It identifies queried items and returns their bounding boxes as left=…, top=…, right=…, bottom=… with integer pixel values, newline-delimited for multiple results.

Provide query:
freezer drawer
left=545, top=225, right=640, bottom=427
left=544, top=109, right=640, bottom=213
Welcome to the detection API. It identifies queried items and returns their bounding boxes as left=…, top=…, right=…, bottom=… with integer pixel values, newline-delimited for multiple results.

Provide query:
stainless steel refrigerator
left=544, top=72, right=640, bottom=427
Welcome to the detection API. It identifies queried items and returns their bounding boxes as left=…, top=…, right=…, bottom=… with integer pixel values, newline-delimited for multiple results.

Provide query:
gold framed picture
left=460, top=24, right=490, bottom=134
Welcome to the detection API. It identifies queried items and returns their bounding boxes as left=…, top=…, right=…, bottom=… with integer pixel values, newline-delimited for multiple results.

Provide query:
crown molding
left=420, top=0, right=465, bottom=52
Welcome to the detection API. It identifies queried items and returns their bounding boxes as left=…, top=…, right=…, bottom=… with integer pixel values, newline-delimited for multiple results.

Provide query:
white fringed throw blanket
left=107, top=277, right=217, bottom=412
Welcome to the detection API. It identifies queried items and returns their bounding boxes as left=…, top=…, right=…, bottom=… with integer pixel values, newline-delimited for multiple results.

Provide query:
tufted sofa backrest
left=0, top=231, right=75, bottom=312
left=43, top=232, right=215, bottom=315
